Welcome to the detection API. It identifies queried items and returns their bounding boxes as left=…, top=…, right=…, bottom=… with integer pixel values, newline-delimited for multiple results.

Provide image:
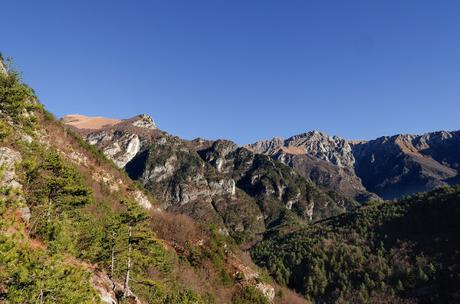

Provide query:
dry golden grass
left=61, top=114, right=122, bottom=130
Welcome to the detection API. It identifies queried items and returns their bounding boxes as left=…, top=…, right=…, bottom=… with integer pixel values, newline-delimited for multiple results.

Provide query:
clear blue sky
left=1, top=1, right=459, bottom=144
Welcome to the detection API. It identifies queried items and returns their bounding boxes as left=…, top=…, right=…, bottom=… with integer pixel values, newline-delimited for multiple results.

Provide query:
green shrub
left=0, top=68, right=40, bottom=127
left=0, top=120, right=12, bottom=139
left=0, top=207, right=100, bottom=303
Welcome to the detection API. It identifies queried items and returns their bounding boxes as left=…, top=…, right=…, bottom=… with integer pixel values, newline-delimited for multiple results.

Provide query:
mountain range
left=64, top=114, right=460, bottom=203
left=247, top=130, right=460, bottom=200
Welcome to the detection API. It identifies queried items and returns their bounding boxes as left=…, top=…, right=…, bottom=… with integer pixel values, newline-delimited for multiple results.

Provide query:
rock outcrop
left=0, top=57, right=6, bottom=74
left=90, top=272, right=117, bottom=304
left=131, top=114, right=156, bottom=129
left=0, top=147, right=30, bottom=223
left=0, top=147, right=23, bottom=190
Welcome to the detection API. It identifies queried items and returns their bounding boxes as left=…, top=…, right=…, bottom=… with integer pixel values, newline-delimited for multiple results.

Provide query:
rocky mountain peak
left=248, top=130, right=355, bottom=168
left=288, top=131, right=353, bottom=165
left=290, top=130, right=330, bottom=140
left=130, top=114, right=157, bottom=130
left=244, top=137, right=284, bottom=155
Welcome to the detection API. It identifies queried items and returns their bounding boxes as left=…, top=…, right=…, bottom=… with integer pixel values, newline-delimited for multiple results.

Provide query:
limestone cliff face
left=248, top=131, right=355, bottom=167
left=248, top=130, right=460, bottom=200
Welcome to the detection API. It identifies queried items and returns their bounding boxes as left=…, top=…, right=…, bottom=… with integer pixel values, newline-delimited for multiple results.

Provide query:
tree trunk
left=123, top=225, right=132, bottom=298
left=110, top=233, right=117, bottom=295
left=47, top=191, right=53, bottom=223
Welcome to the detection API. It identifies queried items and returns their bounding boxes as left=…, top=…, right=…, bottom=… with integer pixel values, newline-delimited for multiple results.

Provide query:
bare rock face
left=131, top=114, right=156, bottom=129
left=131, top=190, right=153, bottom=210
left=248, top=131, right=355, bottom=167
left=0, top=147, right=30, bottom=223
left=274, top=152, right=373, bottom=201
left=0, top=147, right=23, bottom=190
left=103, top=133, right=141, bottom=168
left=286, top=131, right=355, bottom=168
left=91, top=271, right=145, bottom=304
left=129, top=143, right=237, bottom=208
left=228, top=253, right=275, bottom=302
left=256, top=282, right=276, bottom=302
left=19, top=206, right=31, bottom=223
left=210, top=179, right=236, bottom=196
left=91, top=272, right=117, bottom=304
left=243, top=137, right=284, bottom=156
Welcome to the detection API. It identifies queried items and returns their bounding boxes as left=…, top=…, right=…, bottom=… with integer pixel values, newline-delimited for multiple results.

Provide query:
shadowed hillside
left=252, top=186, right=460, bottom=303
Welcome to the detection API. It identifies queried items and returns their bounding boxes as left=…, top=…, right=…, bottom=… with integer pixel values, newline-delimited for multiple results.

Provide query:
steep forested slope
left=252, top=186, right=460, bottom=303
